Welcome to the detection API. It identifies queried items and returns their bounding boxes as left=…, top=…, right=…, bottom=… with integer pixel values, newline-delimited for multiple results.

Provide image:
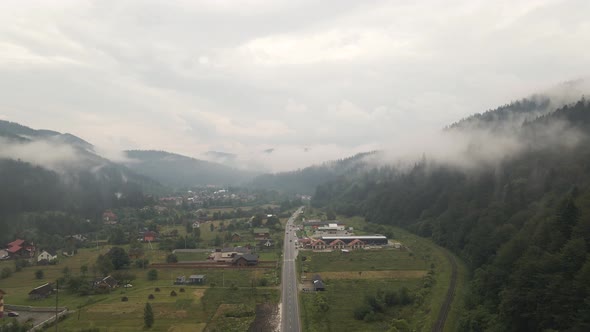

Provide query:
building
left=328, top=239, right=346, bottom=250
left=6, top=239, right=35, bottom=258
left=253, top=228, right=270, bottom=240
left=348, top=239, right=366, bottom=249
left=320, top=235, right=388, bottom=246
left=231, top=232, right=241, bottom=242
left=258, top=239, right=274, bottom=249
left=143, top=231, right=157, bottom=242
left=94, top=276, right=118, bottom=289
left=312, top=275, right=325, bottom=291
left=102, top=210, right=118, bottom=224
left=29, top=283, right=54, bottom=300
left=37, top=250, right=58, bottom=264
left=310, top=239, right=327, bottom=250
left=188, top=275, right=207, bottom=284
left=175, top=275, right=187, bottom=285
left=318, top=223, right=346, bottom=234
left=232, top=254, right=259, bottom=266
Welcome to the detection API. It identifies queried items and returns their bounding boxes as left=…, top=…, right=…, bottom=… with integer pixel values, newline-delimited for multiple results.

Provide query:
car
left=7, top=312, right=19, bottom=317
left=123, top=284, right=133, bottom=288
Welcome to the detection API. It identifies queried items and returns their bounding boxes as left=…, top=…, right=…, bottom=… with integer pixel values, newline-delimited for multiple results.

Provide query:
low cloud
left=0, top=138, right=82, bottom=172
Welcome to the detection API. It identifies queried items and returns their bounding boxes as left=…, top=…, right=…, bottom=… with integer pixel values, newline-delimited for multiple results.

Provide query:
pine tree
left=144, top=302, right=154, bottom=328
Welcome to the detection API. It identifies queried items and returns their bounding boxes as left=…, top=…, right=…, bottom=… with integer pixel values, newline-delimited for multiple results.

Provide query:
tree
left=35, top=269, right=44, bottom=279
left=96, top=254, right=114, bottom=276
left=144, top=302, right=154, bottom=328
left=326, top=209, right=336, bottom=221
left=147, top=269, right=158, bottom=281
left=107, top=247, right=130, bottom=270
left=80, top=264, right=88, bottom=276
left=166, top=254, right=178, bottom=263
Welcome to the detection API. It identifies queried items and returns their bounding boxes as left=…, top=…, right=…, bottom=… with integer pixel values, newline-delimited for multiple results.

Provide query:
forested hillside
left=250, top=151, right=377, bottom=194
left=312, top=99, right=590, bottom=331
left=124, top=150, right=259, bottom=188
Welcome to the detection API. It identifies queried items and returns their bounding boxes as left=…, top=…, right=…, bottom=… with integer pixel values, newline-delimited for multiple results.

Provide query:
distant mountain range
left=123, top=150, right=259, bottom=188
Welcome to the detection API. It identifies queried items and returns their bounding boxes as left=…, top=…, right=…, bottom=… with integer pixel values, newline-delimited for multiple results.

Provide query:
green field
left=0, top=243, right=280, bottom=331
left=298, top=216, right=466, bottom=332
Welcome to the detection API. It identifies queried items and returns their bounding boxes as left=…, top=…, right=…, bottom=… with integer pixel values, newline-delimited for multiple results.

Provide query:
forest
left=312, top=99, right=590, bottom=331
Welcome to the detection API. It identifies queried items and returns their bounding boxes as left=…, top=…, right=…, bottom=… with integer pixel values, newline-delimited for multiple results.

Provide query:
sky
left=0, top=0, right=589, bottom=172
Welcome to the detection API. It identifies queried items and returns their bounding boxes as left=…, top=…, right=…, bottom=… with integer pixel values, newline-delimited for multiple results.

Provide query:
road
left=281, top=206, right=304, bottom=332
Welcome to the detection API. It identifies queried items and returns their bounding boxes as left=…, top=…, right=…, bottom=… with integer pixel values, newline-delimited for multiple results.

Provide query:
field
left=0, top=243, right=280, bottom=331
left=298, top=216, right=467, bottom=332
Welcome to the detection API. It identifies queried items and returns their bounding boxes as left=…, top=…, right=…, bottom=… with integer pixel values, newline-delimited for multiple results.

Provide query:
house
left=175, top=275, right=186, bottom=285
left=232, top=254, right=259, bottom=266
left=348, top=239, right=366, bottom=249
left=29, top=283, right=54, bottom=300
left=0, top=250, right=8, bottom=260
left=6, top=239, right=35, bottom=258
left=37, top=250, right=58, bottom=264
left=231, top=232, right=241, bottom=242
left=143, top=231, right=157, bottom=242
left=0, top=289, right=5, bottom=318
left=253, top=228, right=270, bottom=240
left=188, top=275, right=206, bottom=284
left=329, top=239, right=346, bottom=250
left=310, top=239, right=327, bottom=250
left=102, top=210, right=118, bottom=224
left=258, top=239, right=274, bottom=249
left=95, top=275, right=118, bottom=289
left=312, top=275, right=325, bottom=291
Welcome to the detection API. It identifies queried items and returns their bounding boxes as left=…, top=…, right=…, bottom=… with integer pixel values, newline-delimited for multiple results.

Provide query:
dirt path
left=433, top=251, right=458, bottom=332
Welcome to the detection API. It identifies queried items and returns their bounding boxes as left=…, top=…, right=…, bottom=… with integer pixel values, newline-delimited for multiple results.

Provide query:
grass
left=0, top=242, right=280, bottom=331
left=301, top=248, right=428, bottom=273
left=297, top=216, right=466, bottom=332
left=300, top=279, right=422, bottom=332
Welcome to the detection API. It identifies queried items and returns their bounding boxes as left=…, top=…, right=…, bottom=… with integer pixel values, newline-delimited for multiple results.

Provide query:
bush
left=148, top=294, right=155, bottom=300
left=166, top=254, right=178, bottom=263
left=121, top=296, right=128, bottom=302
left=170, top=290, right=177, bottom=297
left=135, top=259, right=149, bottom=268
left=147, top=269, right=158, bottom=281
left=1, top=267, right=13, bottom=279
left=258, top=278, right=269, bottom=287
left=354, top=304, right=372, bottom=320
left=154, top=287, right=160, bottom=292
left=179, top=288, right=185, bottom=292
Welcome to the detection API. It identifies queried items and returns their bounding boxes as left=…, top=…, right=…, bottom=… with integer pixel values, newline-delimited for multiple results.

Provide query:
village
left=0, top=200, right=444, bottom=332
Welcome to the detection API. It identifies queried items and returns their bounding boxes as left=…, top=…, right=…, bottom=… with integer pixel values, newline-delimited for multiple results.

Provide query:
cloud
left=0, top=0, right=589, bottom=172
left=0, top=138, right=81, bottom=172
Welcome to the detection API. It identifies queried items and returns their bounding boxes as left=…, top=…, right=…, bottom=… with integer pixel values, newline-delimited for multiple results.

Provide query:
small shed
left=29, top=283, right=54, bottom=300
left=175, top=275, right=187, bottom=285
left=188, top=275, right=206, bottom=284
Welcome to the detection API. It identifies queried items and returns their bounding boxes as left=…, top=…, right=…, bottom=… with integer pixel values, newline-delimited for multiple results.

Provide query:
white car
left=123, top=284, right=133, bottom=288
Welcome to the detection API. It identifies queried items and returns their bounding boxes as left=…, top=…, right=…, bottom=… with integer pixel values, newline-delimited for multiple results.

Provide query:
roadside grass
left=301, top=248, right=428, bottom=273
left=302, top=270, right=427, bottom=280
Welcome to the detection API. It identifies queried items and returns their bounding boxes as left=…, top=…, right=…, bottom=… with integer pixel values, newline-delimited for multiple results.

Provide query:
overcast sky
left=0, top=0, right=588, bottom=172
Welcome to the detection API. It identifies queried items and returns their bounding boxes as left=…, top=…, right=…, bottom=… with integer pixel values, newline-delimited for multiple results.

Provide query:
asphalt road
left=281, top=206, right=304, bottom=332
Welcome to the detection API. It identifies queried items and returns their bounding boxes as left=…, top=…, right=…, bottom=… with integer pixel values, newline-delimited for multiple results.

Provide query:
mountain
left=0, top=120, right=163, bottom=217
left=123, top=150, right=259, bottom=188
left=311, top=97, right=590, bottom=331
left=249, top=151, right=378, bottom=194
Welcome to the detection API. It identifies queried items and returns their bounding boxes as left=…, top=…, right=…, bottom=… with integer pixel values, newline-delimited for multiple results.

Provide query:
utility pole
left=55, top=279, right=59, bottom=332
